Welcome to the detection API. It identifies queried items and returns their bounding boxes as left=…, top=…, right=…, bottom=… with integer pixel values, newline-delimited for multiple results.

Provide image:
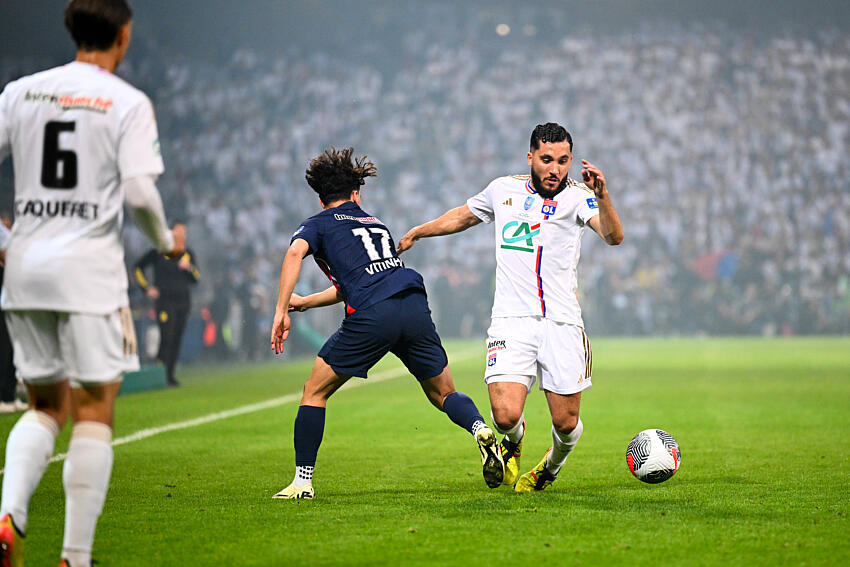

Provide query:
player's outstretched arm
left=289, top=286, right=343, bottom=312
left=271, top=238, right=310, bottom=354
left=124, top=175, right=176, bottom=253
left=582, top=160, right=624, bottom=246
left=397, top=204, right=482, bottom=254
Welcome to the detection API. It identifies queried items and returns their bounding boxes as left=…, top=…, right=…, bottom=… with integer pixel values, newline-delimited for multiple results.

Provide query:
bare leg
left=26, top=380, right=72, bottom=426
left=418, top=365, right=456, bottom=410
left=300, top=356, right=351, bottom=407
left=420, top=365, right=488, bottom=433
left=488, top=381, right=528, bottom=433
left=70, top=381, right=122, bottom=426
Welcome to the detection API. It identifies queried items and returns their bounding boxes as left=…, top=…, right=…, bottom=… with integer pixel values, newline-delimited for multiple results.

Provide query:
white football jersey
left=467, top=174, right=599, bottom=326
left=0, top=61, right=164, bottom=314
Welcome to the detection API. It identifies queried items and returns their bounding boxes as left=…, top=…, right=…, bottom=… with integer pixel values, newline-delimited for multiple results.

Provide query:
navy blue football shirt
left=291, top=201, right=425, bottom=314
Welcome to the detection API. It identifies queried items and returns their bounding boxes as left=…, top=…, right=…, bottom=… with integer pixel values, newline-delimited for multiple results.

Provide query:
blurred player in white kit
left=399, top=123, right=623, bottom=493
left=0, top=1, right=176, bottom=565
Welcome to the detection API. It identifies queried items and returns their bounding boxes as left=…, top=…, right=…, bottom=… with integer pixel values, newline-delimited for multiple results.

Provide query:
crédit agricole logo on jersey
left=501, top=221, right=540, bottom=253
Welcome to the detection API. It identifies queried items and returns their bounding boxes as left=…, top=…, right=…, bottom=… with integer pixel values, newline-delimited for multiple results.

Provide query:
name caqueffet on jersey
left=15, top=198, right=99, bottom=220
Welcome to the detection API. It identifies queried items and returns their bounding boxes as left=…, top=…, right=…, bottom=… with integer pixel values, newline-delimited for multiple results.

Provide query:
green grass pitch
left=2, top=338, right=849, bottom=566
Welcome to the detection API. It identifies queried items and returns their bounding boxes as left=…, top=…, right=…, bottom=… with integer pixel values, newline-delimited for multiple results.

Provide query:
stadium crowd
left=2, top=14, right=848, bottom=360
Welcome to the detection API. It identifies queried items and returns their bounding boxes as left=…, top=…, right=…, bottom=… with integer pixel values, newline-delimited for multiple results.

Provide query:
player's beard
left=530, top=170, right=567, bottom=200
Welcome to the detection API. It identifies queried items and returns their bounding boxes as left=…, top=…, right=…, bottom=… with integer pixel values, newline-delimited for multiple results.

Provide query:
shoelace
left=501, top=439, right=520, bottom=457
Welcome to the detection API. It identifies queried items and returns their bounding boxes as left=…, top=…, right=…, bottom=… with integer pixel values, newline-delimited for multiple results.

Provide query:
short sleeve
left=118, top=96, right=164, bottom=180
left=576, top=188, right=600, bottom=226
left=0, top=85, right=11, bottom=163
left=290, top=219, right=320, bottom=256
left=466, top=180, right=497, bottom=224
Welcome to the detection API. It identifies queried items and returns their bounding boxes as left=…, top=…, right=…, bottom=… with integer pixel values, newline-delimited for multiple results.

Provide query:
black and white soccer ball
left=626, top=429, right=681, bottom=484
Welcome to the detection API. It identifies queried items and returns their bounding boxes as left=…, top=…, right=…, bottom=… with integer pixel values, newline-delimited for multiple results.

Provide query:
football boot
left=499, top=422, right=525, bottom=486
left=475, top=425, right=505, bottom=488
left=272, top=482, right=315, bottom=500
left=514, top=448, right=557, bottom=492
left=0, top=513, right=23, bottom=567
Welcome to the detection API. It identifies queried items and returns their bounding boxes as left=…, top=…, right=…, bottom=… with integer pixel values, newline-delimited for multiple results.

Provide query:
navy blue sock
left=294, top=405, right=326, bottom=467
left=442, top=392, right=485, bottom=434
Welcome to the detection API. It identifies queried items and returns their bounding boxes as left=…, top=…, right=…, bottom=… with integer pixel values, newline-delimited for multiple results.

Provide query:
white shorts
left=484, top=316, right=592, bottom=395
left=5, top=308, right=138, bottom=387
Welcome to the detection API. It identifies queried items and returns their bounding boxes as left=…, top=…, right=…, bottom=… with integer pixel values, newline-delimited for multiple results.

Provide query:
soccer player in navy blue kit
left=270, top=147, right=503, bottom=499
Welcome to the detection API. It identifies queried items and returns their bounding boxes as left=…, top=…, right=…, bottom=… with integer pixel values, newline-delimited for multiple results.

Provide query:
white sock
left=491, top=411, right=525, bottom=443
left=62, top=422, right=113, bottom=567
left=470, top=419, right=488, bottom=438
left=546, top=418, right=583, bottom=475
left=293, top=466, right=313, bottom=488
left=0, top=410, right=60, bottom=533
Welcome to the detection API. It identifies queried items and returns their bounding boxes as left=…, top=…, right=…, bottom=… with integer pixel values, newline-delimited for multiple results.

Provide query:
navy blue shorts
left=318, top=289, right=448, bottom=380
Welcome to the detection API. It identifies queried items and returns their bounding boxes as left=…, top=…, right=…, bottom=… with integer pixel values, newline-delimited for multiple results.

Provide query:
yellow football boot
left=514, top=448, right=557, bottom=492
left=499, top=420, right=525, bottom=486
left=272, top=482, right=315, bottom=500
left=500, top=439, right=523, bottom=486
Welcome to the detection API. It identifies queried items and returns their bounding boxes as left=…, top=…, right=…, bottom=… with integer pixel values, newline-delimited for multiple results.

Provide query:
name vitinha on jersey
left=15, top=199, right=99, bottom=220
left=365, top=257, right=403, bottom=275
left=25, top=90, right=113, bottom=113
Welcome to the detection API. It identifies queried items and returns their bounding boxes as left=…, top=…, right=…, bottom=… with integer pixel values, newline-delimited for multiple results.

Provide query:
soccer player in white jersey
left=398, top=123, right=623, bottom=492
left=0, top=1, right=175, bottom=565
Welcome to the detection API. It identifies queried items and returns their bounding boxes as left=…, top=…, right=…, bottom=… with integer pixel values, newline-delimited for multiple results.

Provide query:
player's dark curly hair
left=530, top=122, right=573, bottom=152
left=305, top=147, right=377, bottom=206
left=65, top=0, right=133, bottom=51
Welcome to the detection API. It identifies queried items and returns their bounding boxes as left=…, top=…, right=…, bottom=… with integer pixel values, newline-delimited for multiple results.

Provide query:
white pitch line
left=3, top=350, right=481, bottom=473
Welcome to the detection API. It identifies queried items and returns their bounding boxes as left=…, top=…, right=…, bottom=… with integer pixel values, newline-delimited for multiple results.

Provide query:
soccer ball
left=626, top=429, right=681, bottom=484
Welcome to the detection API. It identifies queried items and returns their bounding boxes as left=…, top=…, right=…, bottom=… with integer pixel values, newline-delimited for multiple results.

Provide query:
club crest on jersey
left=487, top=353, right=497, bottom=367
left=541, top=199, right=558, bottom=215
left=500, top=221, right=540, bottom=253
left=524, top=196, right=535, bottom=210
left=586, top=197, right=598, bottom=209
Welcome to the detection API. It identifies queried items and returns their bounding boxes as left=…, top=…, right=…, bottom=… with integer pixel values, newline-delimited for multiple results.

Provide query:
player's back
left=0, top=61, right=163, bottom=314
left=294, top=201, right=425, bottom=314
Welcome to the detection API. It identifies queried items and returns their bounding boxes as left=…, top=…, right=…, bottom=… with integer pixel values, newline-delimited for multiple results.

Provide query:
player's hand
left=397, top=230, right=418, bottom=254
left=581, top=160, right=607, bottom=197
left=271, top=310, right=291, bottom=354
left=146, top=286, right=160, bottom=300
left=288, top=293, right=308, bottom=312
left=177, top=256, right=191, bottom=271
